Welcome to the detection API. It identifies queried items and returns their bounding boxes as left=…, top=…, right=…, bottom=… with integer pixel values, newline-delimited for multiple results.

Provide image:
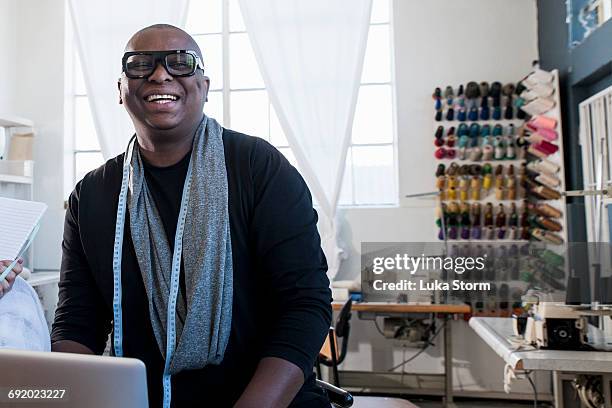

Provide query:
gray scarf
left=127, top=115, right=233, bottom=375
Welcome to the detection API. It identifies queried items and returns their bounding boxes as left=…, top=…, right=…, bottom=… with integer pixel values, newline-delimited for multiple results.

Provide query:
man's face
left=118, top=29, right=209, bottom=132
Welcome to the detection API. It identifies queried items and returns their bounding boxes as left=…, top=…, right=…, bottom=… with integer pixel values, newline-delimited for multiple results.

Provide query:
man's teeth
left=146, top=94, right=178, bottom=103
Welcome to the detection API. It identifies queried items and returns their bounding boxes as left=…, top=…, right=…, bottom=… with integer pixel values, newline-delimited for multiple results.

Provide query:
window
left=579, top=85, right=612, bottom=243
left=70, top=52, right=105, bottom=187
left=67, top=0, right=397, bottom=206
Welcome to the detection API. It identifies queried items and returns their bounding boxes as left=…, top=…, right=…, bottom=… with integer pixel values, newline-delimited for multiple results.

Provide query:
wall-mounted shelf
left=0, top=116, right=36, bottom=271
left=0, top=174, right=33, bottom=184
left=0, top=115, right=34, bottom=128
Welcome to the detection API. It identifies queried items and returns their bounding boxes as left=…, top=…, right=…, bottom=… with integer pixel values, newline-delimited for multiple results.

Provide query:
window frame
left=67, top=0, right=398, bottom=207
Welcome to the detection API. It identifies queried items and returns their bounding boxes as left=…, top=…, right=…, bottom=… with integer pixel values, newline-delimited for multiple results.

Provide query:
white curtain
left=238, top=0, right=372, bottom=280
left=68, top=0, right=190, bottom=159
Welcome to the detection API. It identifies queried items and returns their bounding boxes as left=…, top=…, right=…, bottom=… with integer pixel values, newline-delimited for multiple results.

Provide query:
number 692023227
left=6, top=389, right=66, bottom=400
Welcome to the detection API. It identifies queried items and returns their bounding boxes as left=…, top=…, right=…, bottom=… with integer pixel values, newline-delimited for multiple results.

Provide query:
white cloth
left=0, top=277, right=50, bottom=351
left=237, top=0, right=372, bottom=280
left=68, top=0, right=189, bottom=158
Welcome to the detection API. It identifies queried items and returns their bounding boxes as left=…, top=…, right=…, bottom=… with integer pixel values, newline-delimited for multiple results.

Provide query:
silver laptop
left=0, top=349, right=148, bottom=408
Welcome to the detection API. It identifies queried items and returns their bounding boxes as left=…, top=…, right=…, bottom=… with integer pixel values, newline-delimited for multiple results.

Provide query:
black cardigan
left=51, top=128, right=332, bottom=407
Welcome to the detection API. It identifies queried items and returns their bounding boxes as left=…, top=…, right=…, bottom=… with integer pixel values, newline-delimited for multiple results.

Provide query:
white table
left=470, top=317, right=612, bottom=407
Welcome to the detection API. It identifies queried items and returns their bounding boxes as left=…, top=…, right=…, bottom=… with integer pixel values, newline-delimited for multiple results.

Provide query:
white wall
left=0, top=0, right=17, bottom=113
left=12, top=0, right=66, bottom=270
left=0, top=0, right=63, bottom=270
left=337, top=0, right=541, bottom=280
left=335, top=0, right=546, bottom=397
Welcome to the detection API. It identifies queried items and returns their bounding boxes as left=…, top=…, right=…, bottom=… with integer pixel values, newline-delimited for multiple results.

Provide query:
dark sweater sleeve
left=51, top=181, right=112, bottom=354
left=250, top=138, right=332, bottom=378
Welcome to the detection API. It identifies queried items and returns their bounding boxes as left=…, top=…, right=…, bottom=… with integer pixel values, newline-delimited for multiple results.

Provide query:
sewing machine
left=515, top=293, right=612, bottom=351
left=519, top=302, right=589, bottom=350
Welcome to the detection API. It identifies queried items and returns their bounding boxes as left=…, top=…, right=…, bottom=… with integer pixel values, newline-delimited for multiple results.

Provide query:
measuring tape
left=112, top=135, right=195, bottom=408
left=0, top=224, right=41, bottom=282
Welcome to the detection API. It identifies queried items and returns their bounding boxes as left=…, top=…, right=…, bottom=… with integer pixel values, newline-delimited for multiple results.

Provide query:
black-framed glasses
left=122, top=50, right=204, bottom=79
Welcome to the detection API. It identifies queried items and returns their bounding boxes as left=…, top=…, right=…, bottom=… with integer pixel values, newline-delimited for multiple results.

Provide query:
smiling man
left=51, top=24, right=332, bottom=408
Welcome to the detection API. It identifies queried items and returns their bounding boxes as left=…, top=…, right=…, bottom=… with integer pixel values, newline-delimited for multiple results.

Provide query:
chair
left=317, top=299, right=420, bottom=408
left=316, top=379, right=354, bottom=408
left=318, top=298, right=353, bottom=387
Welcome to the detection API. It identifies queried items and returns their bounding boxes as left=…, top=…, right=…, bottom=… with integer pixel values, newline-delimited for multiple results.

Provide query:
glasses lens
left=125, top=54, right=155, bottom=77
left=166, top=53, right=197, bottom=76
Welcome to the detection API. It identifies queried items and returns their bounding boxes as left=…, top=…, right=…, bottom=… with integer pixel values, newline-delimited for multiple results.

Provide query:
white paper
left=0, top=197, right=47, bottom=260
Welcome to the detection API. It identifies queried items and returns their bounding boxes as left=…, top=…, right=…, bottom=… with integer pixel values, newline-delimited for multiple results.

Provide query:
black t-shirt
left=141, top=149, right=188, bottom=250
left=141, top=150, right=189, bottom=307
left=51, top=129, right=332, bottom=407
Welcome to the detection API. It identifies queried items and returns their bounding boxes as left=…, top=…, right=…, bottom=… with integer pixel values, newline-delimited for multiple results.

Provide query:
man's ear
left=117, top=79, right=123, bottom=104
left=202, top=75, right=210, bottom=102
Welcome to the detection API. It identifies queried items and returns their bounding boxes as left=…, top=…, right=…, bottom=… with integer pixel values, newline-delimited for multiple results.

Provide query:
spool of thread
left=528, top=159, right=560, bottom=175
left=494, top=145, right=505, bottom=160
left=531, top=228, right=563, bottom=245
left=471, top=226, right=482, bottom=239
left=509, top=226, right=518, bottom=240
left=482, top=145, right=494, bottom=161
left=483, top=174, right=492, bottom=190
left=495, top=175, right=504, bottom=189
left=529, top=203, right=562, bottom=218
left=529, top=115, right=557, bottom=130
left=520, top=227, right=530, bottom=240
left=435, top=147, right=446, bottom=159
left=527, top=145, right=547, bottom=159
left=470, top=176, right=481, bottom=191
left=536, top=173, right=561, bottom=188
left=535, top=139, right=560, bottom=155
left=469, top=147, right=482, bottom=161
left=471, top=188, right=480, bottom=201
left=438, top=227, right=447, bottom=241
left=537, top=216, right=563, bottom=232
left=531, top=184, right=561, bottom=200
left=495, top=187, right=504, bottom=200
left=507, top=187, right=516, bottom=200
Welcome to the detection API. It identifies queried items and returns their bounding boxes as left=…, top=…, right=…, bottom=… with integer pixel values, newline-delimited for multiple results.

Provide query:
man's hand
left=0, top=259, right=23, bottom=299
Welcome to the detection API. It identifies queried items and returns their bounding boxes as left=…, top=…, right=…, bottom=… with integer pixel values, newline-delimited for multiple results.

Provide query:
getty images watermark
left=360, top=242, right=570, bottom=304
left=370, top=252, right=490, bottom=292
